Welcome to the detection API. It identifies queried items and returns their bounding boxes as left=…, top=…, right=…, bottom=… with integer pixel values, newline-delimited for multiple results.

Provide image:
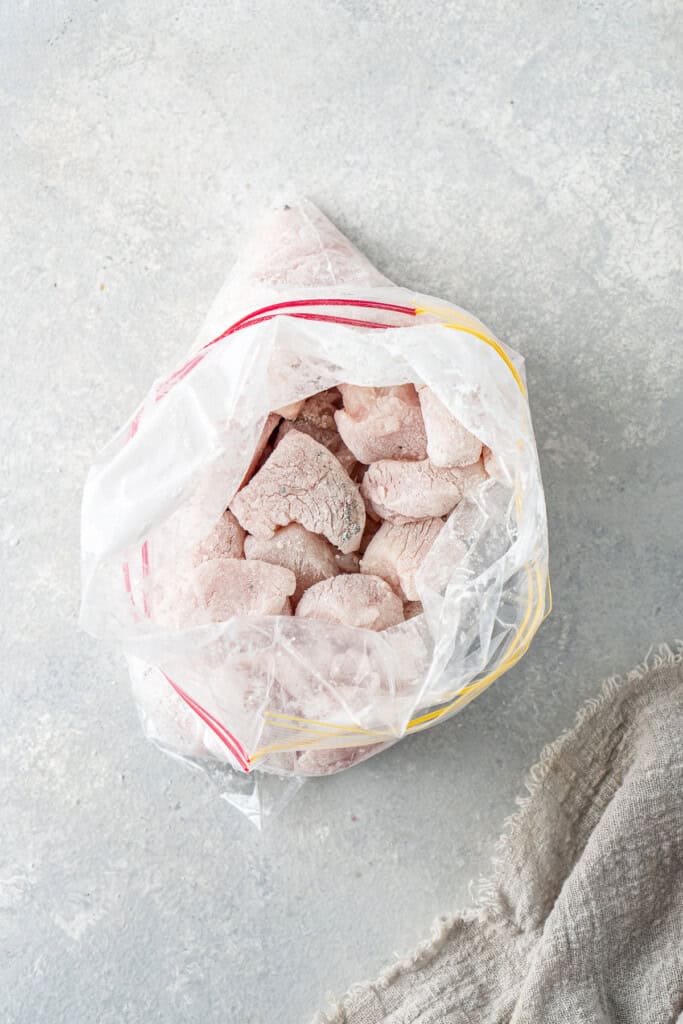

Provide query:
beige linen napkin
left=314, top=647, right=683, bottom=1024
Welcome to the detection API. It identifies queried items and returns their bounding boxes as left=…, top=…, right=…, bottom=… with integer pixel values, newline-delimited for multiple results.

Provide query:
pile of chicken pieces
left=180, top=383, right=495, bottom=631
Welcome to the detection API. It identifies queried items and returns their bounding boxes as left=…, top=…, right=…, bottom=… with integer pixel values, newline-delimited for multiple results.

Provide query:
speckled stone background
left=2, top=2, right=681, bottom=1022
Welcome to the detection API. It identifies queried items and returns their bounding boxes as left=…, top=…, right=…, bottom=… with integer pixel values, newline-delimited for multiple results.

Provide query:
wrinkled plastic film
left=80, top=202, right=549, bottom=802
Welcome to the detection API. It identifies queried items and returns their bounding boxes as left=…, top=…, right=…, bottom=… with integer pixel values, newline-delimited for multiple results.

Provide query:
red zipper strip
left=128, top=406, right=143, bottom=439
left=203, top=297, right=417, bottom=349
left=141, top=541, right=150, bottom=576
left=140, top=541, right=150, bottom=617
left=155, top=353, right=205, bottom=402
left=156, top=311, right=405, bottom=400
left=222, top=309, right=398, bottom=337
left=163, top=673, right=250, bottom=771
left=156, top=298, right=417, bottom=399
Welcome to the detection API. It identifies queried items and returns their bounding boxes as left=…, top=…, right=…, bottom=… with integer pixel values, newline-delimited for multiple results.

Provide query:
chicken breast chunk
left=417, top=386, right=482, bottom=467
left=335, top=384, right=427, bottom=463
left=295, top=574, right=404, bottom=631
left=180, top=558, right=296, bottom=626
left=360, top=459, right=465, bottom=522
left=360, top=517, right=444, bottom=601
left=244, top=523, right=339, bottom=604
left=230, top=429, right=365, bottom=553
left=192, top=510, right=245, bottom=566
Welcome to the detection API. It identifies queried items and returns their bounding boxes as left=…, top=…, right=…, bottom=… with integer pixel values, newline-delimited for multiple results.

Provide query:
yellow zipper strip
left=405, top=563, right=540, bottom=732
left=249, top=712, right=392, bottom=764
left=414, top=307, right=526, bottom=396
left=261, top=709, right=389, bottom=738
left=250, top=729, right=350, bottom=762
left=406, top=565, right=546, bottom=734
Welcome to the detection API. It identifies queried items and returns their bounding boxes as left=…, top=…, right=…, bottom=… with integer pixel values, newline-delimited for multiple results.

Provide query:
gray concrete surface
left=2, top=2, right=681, bottom=1022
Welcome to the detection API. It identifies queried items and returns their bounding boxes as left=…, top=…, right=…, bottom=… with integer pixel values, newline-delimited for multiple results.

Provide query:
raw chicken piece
left=403, top=601, right=424, bottom=619
left=360, top=459, right=466, bottom=522
left=230, top=430, right=365, bottom=554
left=360, top=518, right=444, bottom=601
left=192, top=510, right=245, bottom=566
left=296, top=742, right=388, bottom=776
left=276, top=413, right=356, bottom=474
left=244, top=523, right=340, bottom=604
left=335, top=384, right=427, bottom=463
left=238, top=412, right=281, bottom=490
left=296, top=574, right=404, bottom=631
left=185, top=558, right=295, bottom=624
left=417, top=386, right=482, bottom=467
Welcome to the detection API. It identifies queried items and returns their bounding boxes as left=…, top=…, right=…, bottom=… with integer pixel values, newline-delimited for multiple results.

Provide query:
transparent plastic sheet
left=80, top=201, right=550, bottom=825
